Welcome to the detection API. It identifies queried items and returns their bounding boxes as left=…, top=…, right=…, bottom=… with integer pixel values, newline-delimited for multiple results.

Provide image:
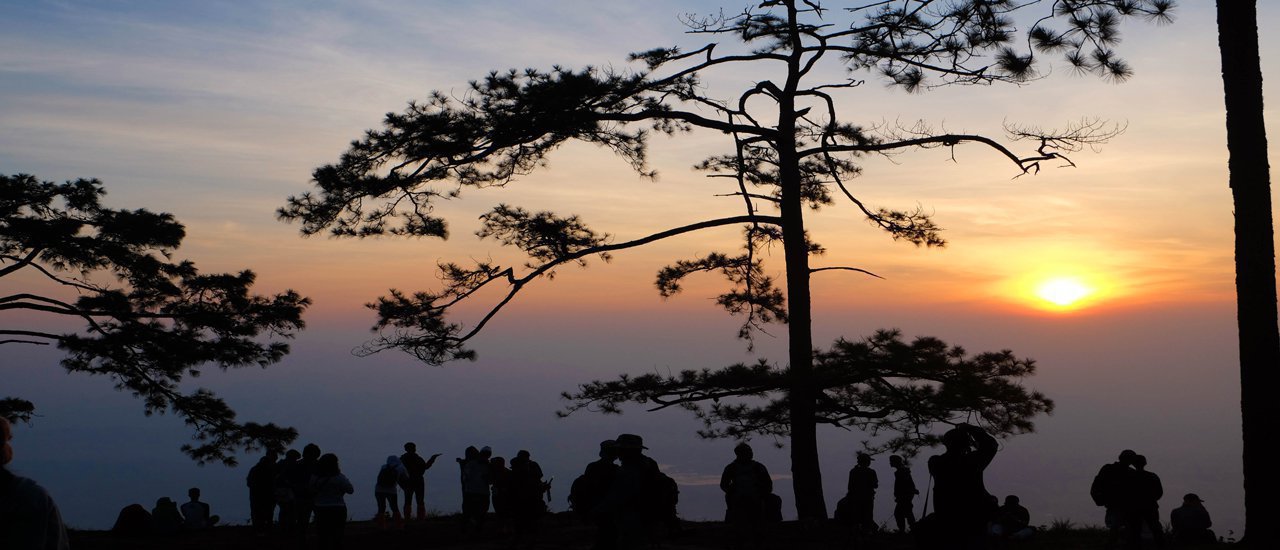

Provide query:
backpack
left=377, top=465, right=399, bottom=487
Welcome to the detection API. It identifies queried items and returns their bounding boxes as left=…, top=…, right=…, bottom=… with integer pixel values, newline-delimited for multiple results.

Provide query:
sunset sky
left=2, top=0, right=1277, bottom=534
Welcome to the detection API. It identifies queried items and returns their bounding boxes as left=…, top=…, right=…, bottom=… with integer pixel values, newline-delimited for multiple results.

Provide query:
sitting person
left=151, top=497, right=184, bottom=535
left=990, top=495, right=1035, bottom=540
left=180, top=487, right=220, bottom=530
left=1170, top=493, right=1215, bottom=545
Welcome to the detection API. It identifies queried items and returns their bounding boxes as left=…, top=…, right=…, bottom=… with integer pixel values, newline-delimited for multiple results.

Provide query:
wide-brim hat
left=616, top=433, right=647, bottom=450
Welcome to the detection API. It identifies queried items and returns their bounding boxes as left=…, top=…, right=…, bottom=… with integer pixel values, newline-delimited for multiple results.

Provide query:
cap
left=1183, top=493, right=1204, bottom=502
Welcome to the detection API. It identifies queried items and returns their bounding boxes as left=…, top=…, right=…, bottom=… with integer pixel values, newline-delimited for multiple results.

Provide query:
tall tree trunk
left=1216, top=2, right=1280, bottom=546
left=777, top=1, right=826, bottom=519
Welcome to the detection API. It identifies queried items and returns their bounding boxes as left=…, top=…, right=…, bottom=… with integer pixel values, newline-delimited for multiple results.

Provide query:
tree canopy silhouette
left=280, top=0, right=1172, bottom=518
left=1, top=174, right=310, bottom=465
left=562, top=329, right=1053, bottom=456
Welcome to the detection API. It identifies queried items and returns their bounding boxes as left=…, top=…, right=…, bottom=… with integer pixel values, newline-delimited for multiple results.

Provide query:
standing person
left=1092, top=450, right=1139, bottom=550
left=570, top=440, right=621, bottom=550
left=180, top=487, right=220, bottom=530
left=247, top=450, right=279, bottom=535
left=720, top=442, right=772, bottom=549
left=1130, top=455, right=1165, bottom=548
left=275, top=449, right=302, bottom=536
left=509, top=450, right=548, bottom=545
left=294, top=443, right=323, bottom=538
left=457, top=446, right=491, bottom=533
left=927, top=423, right=998, bottom=550
left=600, top=433, right=663, bottom=550
left=374, top=455, right=408, bottom=529
left=311, top=453, right=354, bottom=550
left=1169, top=494, right=1214, bottom=545
left=0, top=417, right=70, bottom=550
left=488, top=456, right=513, bottom=533
left=400, top=442, right=440, bottom=521
left=846, top=452, right=879, bottom=534
left=889, top=455, right=918, bottom=534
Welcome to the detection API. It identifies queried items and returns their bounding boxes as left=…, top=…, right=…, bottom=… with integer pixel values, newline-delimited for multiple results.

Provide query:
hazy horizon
left=2, top=0, right=1275, bottom=538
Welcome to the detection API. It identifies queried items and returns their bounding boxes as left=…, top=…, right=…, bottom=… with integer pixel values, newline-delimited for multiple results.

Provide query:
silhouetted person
left=1169, top=494, right=1214, bottom=546
left=111, top=503, right=152, bottom=536
left=510, top=449, right=548, bottom=545
left=1093, top=449, right=1139, bottom=550
left=1129, top=455, right=1165, bottom=548
left=890, top=455, right=918, bottom=533
left=294, top=443, right=323, bottom=539
left=374, top=455, right=408, bottom=529
left=247, top=450, right=278, bottom=535
left=928, top=423, right=998, bottom=550
left=181, top=487, right=220, bottom=530
left=275, top=449, right=302, bottom=536
left=151, top=497, right=184, bottom=535
left=846, top=452, right=879, bottom=534
left=600, top=433, right=662, bottom=550
left=458, top=445, right=490, bottom=532
left=991, top=495, right=1034, bottom=542
left=400, top=442, right=440, bottom=521
left=571, top=439, right=621, bottom=550
left=488, top=456, right=512, bottom=532
left=720, top=442, right=772, bottom=549
left=311, top=453, right=353, bottom=550
left=0, top=416, right=70, bottom=549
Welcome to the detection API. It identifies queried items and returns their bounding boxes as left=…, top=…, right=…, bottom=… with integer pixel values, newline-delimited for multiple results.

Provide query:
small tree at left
left=1, top=174, right=310, bottom=465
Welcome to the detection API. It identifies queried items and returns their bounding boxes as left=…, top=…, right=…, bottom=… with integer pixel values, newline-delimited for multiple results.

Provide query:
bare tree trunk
left=1216, top=1, right=1280, bottom=546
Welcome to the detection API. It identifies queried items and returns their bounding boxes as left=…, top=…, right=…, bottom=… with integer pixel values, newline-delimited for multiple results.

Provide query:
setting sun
left=1036, top=277, right=1094, bottom=307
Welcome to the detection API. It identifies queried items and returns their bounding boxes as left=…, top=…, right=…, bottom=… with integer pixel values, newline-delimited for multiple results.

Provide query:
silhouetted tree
left=280, top=1, right=1171, bottom=518
left=562, top=329, right=1053, bottom=456
left=1, top=174, right=310, bottom=465
left=1215, top=2, right=1278, bottom=546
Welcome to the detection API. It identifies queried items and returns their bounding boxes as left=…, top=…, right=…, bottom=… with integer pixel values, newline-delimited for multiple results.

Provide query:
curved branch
left=809, top=266, right=885, bottom=279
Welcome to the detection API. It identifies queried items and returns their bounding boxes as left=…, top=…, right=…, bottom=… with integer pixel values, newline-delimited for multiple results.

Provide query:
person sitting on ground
left=180, top=487, right=220, bottom=530
left=151, top=497, right=184, bottom=535
left=720, top=442, right=773, bottom=550
left=1, top=416, right=71, bottom=549
left=1170, top=493, right=1215, bottom=545
left=991, top=495, right=1035, bottom=540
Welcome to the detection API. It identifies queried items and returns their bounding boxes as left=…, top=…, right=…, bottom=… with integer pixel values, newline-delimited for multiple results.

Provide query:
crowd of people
left=4, top=414, right=1226, bottom=550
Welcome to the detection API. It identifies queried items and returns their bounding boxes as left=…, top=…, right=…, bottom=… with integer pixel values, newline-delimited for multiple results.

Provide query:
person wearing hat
left=0, top=417, right=70, bottom=550
left=1170, top=493, right=1214, bottom=545
left=846, top=452, right=879, bottom=534
left=601, top=433, right=664, bottom=549
left=889, top=455, right=918, bottom=533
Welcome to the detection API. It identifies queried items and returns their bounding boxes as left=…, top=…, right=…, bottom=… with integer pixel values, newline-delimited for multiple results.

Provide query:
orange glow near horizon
left=1001, top=268, right=1116, bottom=314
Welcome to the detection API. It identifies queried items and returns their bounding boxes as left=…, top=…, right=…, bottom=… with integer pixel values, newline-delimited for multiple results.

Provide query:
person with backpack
left=571, top=439, right=621, bottom=550
left=374, top=455, right=408, bottom=529
left=720, top=442, right=772, bottom=549
left=399, top=442, right=441, bottom=521
left=0, top=417, right=70, bottom=550
left=1092, top=450, right=1139, bottom=550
